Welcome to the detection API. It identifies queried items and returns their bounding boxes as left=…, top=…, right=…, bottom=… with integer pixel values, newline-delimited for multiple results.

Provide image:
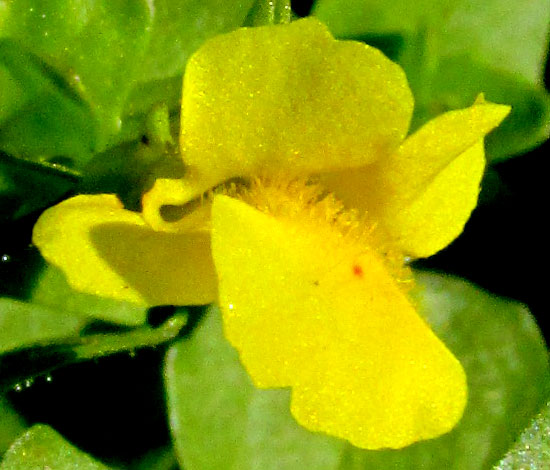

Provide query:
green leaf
left=120, top=76, right=182, bottom=140
left=398, top=42, right=550, bottom=161
left=0, top=0, right=153, bottom=156
left=0, top=0, right=257, bottom=180
left=0, top=153, right=77, bottom=219
left=164, top=306, right=344, bottom=470
left=32, top=265, right=148, bottom=326
left=313, top=0, right=550, bottom=160
left=0, top=44, right=98, bottom=161
left=0, top=424, right=113, bottom=470
left=413, top=56, right=550, bottom=159
left=436, top=4, right=548, bottom=86
left=165, top=274, right=550, bottom=469
left=0, top=64, right=25, bottom=124
left=313, top=0, right=455, bottom=38
left=0, top=312, right=187, bottom=391
left=130, top=445, right=179, bottom=470
left=70, top=313, right=186, bottom=362
left=244, top=0, right=292, bottom=26
left=314, top=0, right=549, bottom=83
left=0, top=297, right=86, bottom=355
left=0, top=397, right=26, bottom=457
left=494, top=399, right=550, bottom=469
left=137, top=0, right=256, bottom=83
left=117, top=0, right=257, bottom=151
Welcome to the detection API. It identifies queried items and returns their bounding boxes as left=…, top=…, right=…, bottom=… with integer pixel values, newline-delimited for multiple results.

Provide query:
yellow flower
left=32, top=18, right=510, bottom=449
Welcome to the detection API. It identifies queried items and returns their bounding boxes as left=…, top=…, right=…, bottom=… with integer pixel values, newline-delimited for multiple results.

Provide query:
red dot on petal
left=353, top=264, right=363, bottom=277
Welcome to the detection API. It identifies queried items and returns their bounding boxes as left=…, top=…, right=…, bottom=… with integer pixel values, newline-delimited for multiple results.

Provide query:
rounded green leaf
left=32, top=266, right=148, bottom=326
left=0, top=425, right=113, bottom=470
left=138, top=0, right=256, bottom=82
left=314, top=0, right=550, bottom=160
left=0, top=298, right=85, bottom=354
left=494, top=399, right=550, bottom=469
left=0, top=398, right=26, bottom=457
left=1, top=0, right=259, bottom=165
left=164, top=273, right=549, bottom=469
left=314, top=0, right=549, bottom=84
left=164, top=306, right=344, bottom=470
left=0, top=0, right=153, bottom=152
left=423, top=56, right=550, bottom=159
left=0, top=43, right=98, bottom=160
left=314, top=0, right=454, bottom=38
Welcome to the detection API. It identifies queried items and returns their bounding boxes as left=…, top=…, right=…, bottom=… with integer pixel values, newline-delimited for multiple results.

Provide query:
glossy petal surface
left=324, top=99, right=510, bottom=257
left=178, top=17, right=412, bottom=198
left=211, top=195, right=466, bottom=449
left=32, top=195, right=217, bottom=306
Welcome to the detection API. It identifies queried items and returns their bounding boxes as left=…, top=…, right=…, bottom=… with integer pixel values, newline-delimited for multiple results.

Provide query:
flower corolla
left=32, top=18, right=510, bottom=449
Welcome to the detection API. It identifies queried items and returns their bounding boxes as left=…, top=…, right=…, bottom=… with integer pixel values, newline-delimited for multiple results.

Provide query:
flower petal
left=211, top=194, right=466, bottom=449
left=32, top=194, right=217, bottom=306
left=142, top=178, right=213, bottom=232
left=324, top=97, right=511, bottom=257
left=180, top=17, right=412, bottom=192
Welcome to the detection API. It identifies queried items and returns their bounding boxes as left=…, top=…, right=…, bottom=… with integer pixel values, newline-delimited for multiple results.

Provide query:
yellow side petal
left=33, top=195, right=217, bottom=306
left=380, top=141, right=485, bottom=258
left=142, top=178, right=213, bottom=232
left=211, top=194, right=466, bottom=449
left=324, top=98, right=511, bottom=257
left=180, top=17, right=412, bottom=190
